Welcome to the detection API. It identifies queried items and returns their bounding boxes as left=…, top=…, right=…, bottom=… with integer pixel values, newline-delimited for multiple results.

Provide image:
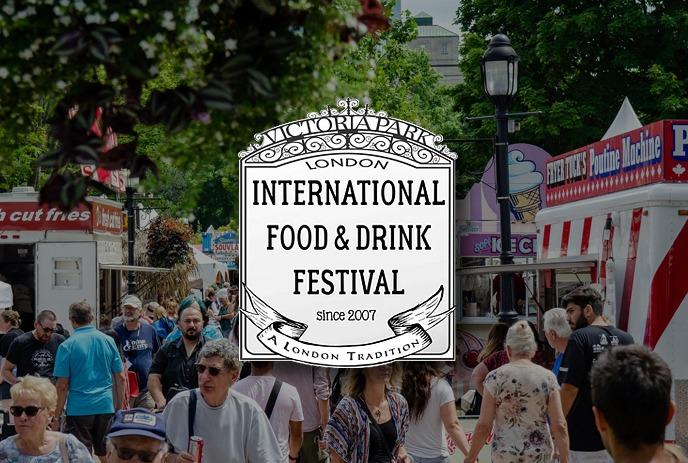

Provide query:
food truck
left=0, top=186, right=127, bottom=330
left=535, top=119, right=688, bottom=444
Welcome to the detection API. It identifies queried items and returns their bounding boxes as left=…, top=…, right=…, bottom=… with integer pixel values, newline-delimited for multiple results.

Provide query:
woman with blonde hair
left=153, top=299, right=178, bottom=340
left=325, top=364, right=412, bottom=463
left=465, top=320, right=569, bottom=463
left=0, top=376, right=94, bottom=461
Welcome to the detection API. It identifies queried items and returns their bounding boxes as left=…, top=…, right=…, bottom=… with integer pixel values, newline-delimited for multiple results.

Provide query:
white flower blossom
left=205, top=30, right=215, bottom=41
left=85, top=13, right=104, bottom=24
left=18, top=48, right=33, bottom=60
left=154, top=33, right=165, bottom=43
left=210, top=3, right=219, bottom=14
left=184, top=58, right=194, bottom=69
left=59, top=15, right=71, bottom=26
left=56, top=80, right=66, bottom=89
left=149, top=65, right=158, bottom=75
left=326, top=78, right=337, bottom=92
left=59, top=56, right=68, bottom=64
left=109, top=12, right=119, bottom=21
left=139, top=40, right=157, bottom=59
left=74, top=0, right=86, bottom=11
left=0, top=68, right=9, bottom=79
left=32, top=67, right=41, bottom=75
left=367, top=69, right=375, bottom=79
left=161, top=11, right=175, bottom=31
left=22, top=73, right=32, bottom=83
left=2, top=4, right=15, bottom=16
left=224, top=38, right=237, bottom=51
left=139, top=0, right=147, bottom=5
left=59, top=0, right=69, bottom=6
left=12, top=75, right=20, bottom=83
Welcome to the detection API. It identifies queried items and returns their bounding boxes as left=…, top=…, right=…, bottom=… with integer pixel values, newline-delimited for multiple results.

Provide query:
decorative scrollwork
left=242, top=98, right=457, bottom=164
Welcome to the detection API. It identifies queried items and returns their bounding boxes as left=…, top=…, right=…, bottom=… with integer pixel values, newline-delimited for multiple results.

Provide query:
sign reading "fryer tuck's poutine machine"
left=239, top=98, right=456, bottom=367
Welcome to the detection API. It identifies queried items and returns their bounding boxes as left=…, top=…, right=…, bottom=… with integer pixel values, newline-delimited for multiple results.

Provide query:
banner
left=546, top=119, right=688, bottom=205
left=240, top=98, right=456, bottom=366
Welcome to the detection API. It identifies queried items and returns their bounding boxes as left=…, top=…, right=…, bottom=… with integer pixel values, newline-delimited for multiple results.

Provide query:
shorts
left=65, top=413, right=114, bottom=456
left=570, top=450, right=613, bottom=463
left=408, top=455, right=450, bottom=463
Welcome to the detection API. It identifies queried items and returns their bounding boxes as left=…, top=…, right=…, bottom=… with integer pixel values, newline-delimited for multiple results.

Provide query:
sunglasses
left=195, top=364, right=224, bottom=376
left=38, top=324, right=55, bottom=334
left=112, top=442, right=161, bottom=462
left=10, top=406, right=44, bottom=417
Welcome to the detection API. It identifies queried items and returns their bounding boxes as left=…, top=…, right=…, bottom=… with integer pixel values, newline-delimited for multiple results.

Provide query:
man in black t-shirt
left=559, top=287, right=634, bottom=462
left=1, top=309, right=65, bottom=384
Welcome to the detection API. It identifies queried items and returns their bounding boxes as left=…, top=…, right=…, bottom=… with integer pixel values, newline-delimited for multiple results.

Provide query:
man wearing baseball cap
left=106, top=408, right=168, bottom=463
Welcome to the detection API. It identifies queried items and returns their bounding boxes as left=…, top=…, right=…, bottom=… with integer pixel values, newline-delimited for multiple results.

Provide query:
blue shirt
left=114, top=322, right=160, bottom=393
left=54, top=325, right=123, bottom=416
left=552, top=352, right=564, bottom=380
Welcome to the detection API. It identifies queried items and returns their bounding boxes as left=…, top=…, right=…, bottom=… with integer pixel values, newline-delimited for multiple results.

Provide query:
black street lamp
left=481, top=31, right=520, bottom=325
left=125, top=173, right=139, bottom=295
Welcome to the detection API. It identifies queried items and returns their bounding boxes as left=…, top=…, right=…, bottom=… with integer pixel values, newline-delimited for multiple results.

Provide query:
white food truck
left=0, top=186, right=127, bottom=330
left=536, top=119, right=688, bottom=444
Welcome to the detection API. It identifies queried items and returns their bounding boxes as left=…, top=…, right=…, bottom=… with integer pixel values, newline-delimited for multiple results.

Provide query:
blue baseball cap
left=107, top=408, right=166, bottom=441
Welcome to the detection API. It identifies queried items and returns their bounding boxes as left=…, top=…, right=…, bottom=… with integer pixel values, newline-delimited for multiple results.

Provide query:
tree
left=454, top=0, right=688, bottom=178
left=0, top=0, right=388, bottom=208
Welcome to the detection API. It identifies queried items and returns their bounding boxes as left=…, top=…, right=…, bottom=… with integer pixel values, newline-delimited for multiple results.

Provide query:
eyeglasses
left=38, top=324, right=55, bottom=334
left=195, top=364, right=223, bottom=376
left=9, top=406, right=44, bottom=417
left=112, top=442, right=161, bottom=462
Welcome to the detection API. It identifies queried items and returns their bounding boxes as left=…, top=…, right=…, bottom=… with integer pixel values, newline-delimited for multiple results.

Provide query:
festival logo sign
left=239, top=98, right=456, bottom=367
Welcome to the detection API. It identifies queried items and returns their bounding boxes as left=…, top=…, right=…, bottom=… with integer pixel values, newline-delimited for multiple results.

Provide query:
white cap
left=0, top=281, right=12, bottom=309
left=121, top=294, right=142, bottom=310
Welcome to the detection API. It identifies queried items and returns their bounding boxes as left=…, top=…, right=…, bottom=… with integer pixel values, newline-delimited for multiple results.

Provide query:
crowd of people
left=0, top=285, right=683, bottom=463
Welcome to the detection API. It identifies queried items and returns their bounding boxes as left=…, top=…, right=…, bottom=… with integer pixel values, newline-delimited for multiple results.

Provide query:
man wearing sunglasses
left=1, top=309, right=65, bottom=386
left=163, top=339, right=281, bottom=462
left=106, top=408, right=168, bottom=463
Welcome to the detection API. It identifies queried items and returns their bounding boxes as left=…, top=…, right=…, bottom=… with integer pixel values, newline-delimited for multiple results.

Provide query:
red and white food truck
left=0, top=186, right=126, bottom=331
left=536, top=119, right=688, bottom=443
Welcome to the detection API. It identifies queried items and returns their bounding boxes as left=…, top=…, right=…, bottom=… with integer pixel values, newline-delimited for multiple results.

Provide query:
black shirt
left=0, top=328, right=23, bottom=358
left=149, top=336, right=205, bottom=400
left=6, top=331, right=65, bottom=379
left=368, top=419, right=396, bottom=462
left=560, top=325, right=634, bottom=451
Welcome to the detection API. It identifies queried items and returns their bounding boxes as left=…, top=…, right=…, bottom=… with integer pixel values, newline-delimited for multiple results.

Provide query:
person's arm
left=559, top=383, right=579, bottom=417
left=288, top=420, right=303, bottom=462
left=148, top=346, right=169, bottom=408
left=464, top=389, right=496, bottom=463
left=1, top=358, right=18, bottom=385
left=164, top=453, right=195, bottom=462
left=470, top=362, right=489, bottom=396
left=547, top=390, right=570, bottom=463
left=396, top=446, right=412, bottom=463
left=148, top=373, right=167, bottom=409
left=313, top=367, right=331, bottom=429
left=114, top=371, right=126, bottom=411
left=330, top=452, right=345, bottom=463
left=54, top=377, right=69, bottom=426
left=440, top=401, right=470, bottom=457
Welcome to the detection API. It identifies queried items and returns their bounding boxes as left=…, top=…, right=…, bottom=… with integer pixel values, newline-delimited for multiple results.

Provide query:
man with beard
left=1, top=309, right=65, bottom=384
left=148, top=303, right=206, bottom=409
left=114, top=294, right=160, bottom=410
left=559, top=286, right=634, bottom=463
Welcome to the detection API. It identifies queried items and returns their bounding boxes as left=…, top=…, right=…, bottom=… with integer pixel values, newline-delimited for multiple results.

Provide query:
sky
left=398, top=0, right=461, bottom=34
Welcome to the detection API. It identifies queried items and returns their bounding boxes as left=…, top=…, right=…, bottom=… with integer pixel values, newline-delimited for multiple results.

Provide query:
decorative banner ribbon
left=242, top=284, right=452, bottom=367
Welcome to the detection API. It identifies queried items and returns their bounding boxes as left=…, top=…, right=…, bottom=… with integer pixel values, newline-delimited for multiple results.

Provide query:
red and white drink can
left=188, top=436, right=204, bottom=462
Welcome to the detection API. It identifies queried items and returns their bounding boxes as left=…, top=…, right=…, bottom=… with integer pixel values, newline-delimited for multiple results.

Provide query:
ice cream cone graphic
left=507, top=150, right=544, bottom=222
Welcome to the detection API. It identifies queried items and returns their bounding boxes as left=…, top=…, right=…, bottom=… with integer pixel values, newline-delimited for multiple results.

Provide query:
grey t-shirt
left=164, top=388, right=281, bottom=463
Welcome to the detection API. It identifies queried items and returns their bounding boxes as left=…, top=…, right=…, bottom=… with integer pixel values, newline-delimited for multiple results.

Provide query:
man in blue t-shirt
left=54, top=300, right=125, bottom=462
left=114, top=294, right=160, bottom=410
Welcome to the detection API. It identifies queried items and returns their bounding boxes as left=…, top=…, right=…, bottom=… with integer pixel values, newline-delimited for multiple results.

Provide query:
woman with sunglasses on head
left=0, top=309, right=23, bottom=399
left=325, top=364, right=412, bottom=463
left=0, top=375, right=94, bottom=461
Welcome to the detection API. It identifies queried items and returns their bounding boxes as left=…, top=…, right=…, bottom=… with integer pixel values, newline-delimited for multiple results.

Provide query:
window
left=52, top=258, right=82, bottom=289
left=441, top=42, right=449, bottom=55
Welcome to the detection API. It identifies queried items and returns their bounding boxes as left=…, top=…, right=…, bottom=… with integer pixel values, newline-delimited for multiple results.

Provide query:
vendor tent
left=192, top=246, right=227, bottom=289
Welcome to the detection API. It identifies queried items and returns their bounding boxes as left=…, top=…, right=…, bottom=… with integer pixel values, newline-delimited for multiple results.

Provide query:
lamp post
left=481, top=31, right=520, bottom=325
left=125, top=173, right=139, bottom=294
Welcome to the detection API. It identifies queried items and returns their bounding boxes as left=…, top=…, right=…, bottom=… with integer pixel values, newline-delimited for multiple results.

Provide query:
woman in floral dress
left=464, top=320, right=570, bottom=463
